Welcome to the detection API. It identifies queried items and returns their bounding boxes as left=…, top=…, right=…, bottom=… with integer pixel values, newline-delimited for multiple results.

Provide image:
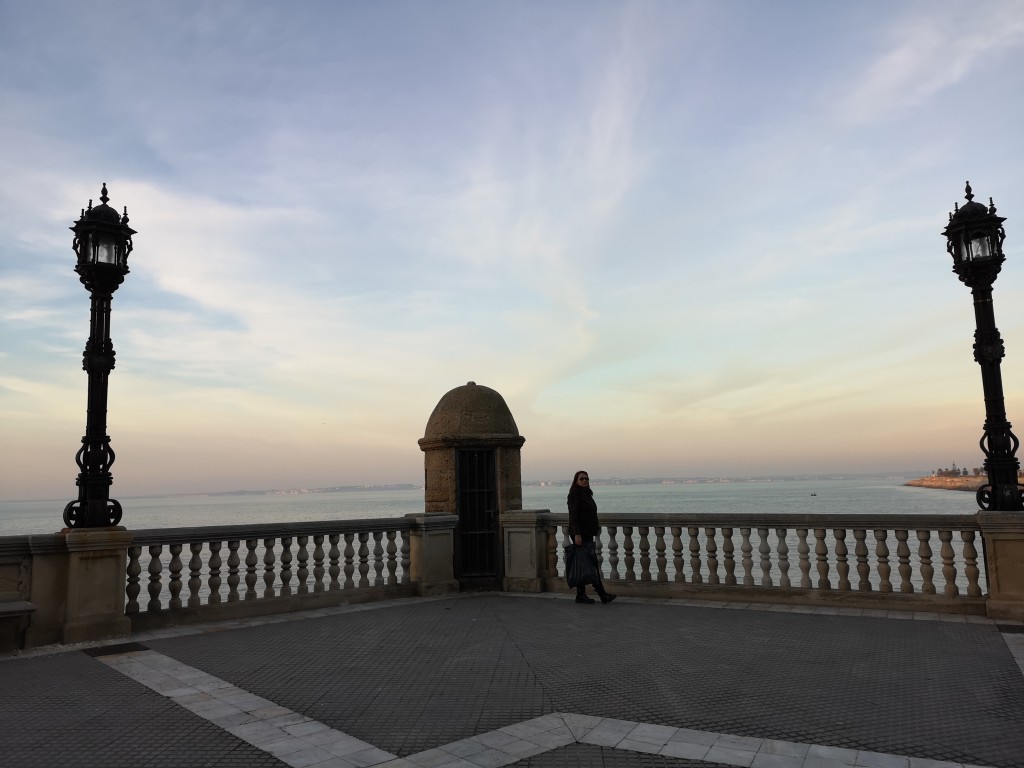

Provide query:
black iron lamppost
left=943, top=181, right=1023, bottom=512
left=63, top=184, right=137, bottom=528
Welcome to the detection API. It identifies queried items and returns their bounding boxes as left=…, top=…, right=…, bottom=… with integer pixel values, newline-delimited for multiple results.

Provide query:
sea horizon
left=0, top=469, right=935, bottom=506
left=0, top=473, right=980, bottom=537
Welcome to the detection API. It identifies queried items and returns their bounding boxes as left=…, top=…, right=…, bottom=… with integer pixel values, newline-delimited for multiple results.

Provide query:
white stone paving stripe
left=98, top=649, right=396, bottom=768
left=96, top=647, right=998, bottom=768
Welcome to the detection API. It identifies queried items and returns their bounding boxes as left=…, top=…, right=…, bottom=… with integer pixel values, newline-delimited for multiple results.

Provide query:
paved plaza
left=1, top=593, right=1022, bottom=768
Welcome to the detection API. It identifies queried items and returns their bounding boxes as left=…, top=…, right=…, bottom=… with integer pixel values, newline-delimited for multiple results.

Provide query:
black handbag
left=564, top=541, right=601, bottom=588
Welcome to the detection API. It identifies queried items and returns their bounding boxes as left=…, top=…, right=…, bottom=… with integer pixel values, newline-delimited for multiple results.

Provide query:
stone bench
left=0, top=601, right=36, bottom=652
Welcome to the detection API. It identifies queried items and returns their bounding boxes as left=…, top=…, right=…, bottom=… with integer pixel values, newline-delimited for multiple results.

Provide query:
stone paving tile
left=509, top=742, right=736, bottom=766
left=0, top=650, right=285, bottom=768
left=3, top=594, right=1024, bottom=768
left=145, top=594, right=1024, bottom=764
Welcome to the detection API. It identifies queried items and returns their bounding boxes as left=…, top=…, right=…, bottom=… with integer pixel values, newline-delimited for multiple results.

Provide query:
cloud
left=838, top=5, right=1024, bottom=124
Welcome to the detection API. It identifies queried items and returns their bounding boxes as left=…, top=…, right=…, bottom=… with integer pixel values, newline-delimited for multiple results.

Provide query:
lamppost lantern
left=943, top=181, right=1006, bottom=289
left=70, top=183, right=136, bottom=291
left=64, top=183, right=137, bottom=529
left=943, top=181, right=1022, bottom=512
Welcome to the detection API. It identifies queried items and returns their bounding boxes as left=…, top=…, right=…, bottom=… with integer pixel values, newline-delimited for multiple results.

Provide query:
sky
left=2, top=1, right=1024, bottom=501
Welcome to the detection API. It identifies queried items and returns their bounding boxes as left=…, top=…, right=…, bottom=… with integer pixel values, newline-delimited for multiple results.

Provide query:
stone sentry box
left=419, top=382, right=526, bottom=590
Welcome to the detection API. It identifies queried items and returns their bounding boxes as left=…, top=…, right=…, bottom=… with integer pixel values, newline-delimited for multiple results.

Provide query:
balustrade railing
left=541, top=512, right=986, bottom=611
left=126, top=518, right=413, bottom=630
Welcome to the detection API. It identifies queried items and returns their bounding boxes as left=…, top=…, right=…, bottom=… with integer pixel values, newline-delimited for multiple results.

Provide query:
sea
left=0, top=474, right=980, bottom=536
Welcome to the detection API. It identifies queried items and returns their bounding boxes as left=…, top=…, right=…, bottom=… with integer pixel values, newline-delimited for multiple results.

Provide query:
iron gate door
left=455, top=449, right=499, bottom=582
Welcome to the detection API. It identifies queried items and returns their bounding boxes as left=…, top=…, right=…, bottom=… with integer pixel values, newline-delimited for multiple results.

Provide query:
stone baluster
left=623, top=526, right=636, bottom=581
left=740, top=527, right=754, bottom=586
left=722, top=528, right=736, bottom=586
left=313, top=534, right=326, bottom=592
left=279, top=537, right=293, bottom=597
left=775, top=528, right=790, bottom=589
left=834, top=529, right=849, bottom=591
left=263, top=538, right=276, bottom=599
left=296, top=535, right=310, bottom=594
left=226, top=540, right=241, bottom=602
left=386, top=530, right=399, bottom=586
left=689, top=526, right=704, bottom=584
left=546, top=525, right=558, bottom=578
left=329, top=533, right=341, bottom=590
left=895, top=530, right=912, bottom=593
left=343, top=533, right=355, bottom=589
left=916, top=530, right=935, bottom=595
left=961, top=530, right=981, bottom=598
left=705, top=528, right=719, bottom=586
left=189, top=542, right=204, bottom=607
left=939, top=530, right=959, bottom=597
left=638, top=526, right=651, bottom=582
left=169, top=543, right=183, bottom=609
left=399, top=531, right=410, bottom=585
left=244, top=539, right=259, bottom=600
left=813, top=529, right=829, bottom=589
left=654, top=526, right=667, bottom=583
left=669, top=526, right=683, bottom=583
left=126, top=546, right=142, bottom=614
left=373, top=531, right=385, bottom=587
left=208, top=541, right=223, bottom=604
left=148, top=544, right=164, bottom=612
left=358, top=532, right=370, bottom=588
left=875, top=530, right=892, bottom=593
left=796, top=528, right=810, bottom=589
left=853, top=529, right=870, bottom=591
left=607, top=526, right=620, bottom=580
left=757, top=528, right=773, bottom=587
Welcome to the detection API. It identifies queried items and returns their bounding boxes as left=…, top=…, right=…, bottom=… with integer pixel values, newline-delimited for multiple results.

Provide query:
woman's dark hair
left=567, top=470, right=593, bottom=501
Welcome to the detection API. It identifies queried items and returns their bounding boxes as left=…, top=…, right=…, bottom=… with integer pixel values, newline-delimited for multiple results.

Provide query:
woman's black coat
left=567, top=489, right=600, bottom=537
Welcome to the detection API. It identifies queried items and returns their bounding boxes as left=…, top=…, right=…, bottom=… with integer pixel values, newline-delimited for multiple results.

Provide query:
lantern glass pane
left=969, top=236, right=991, bottom=261
left=96, top=241, right=117, bottom=264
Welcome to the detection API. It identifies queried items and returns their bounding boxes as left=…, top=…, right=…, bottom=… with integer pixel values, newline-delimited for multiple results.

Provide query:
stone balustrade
left=126, top=518, right=416, bottom=631
left=5, top=507, right=1024, bottom=652
left=0, top=512, right=460, bottom=649
left=519, top=512, right=988, bottom=614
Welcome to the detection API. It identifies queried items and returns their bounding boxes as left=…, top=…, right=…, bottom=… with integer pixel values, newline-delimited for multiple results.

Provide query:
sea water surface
left=0, top=475, right=979, bottom=536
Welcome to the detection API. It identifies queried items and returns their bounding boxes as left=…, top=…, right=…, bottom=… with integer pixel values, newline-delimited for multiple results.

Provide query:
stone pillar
left=23, top=534, right=68, bottom=647
left=25, top=528, right=133, bottom=646
left=500, top=510, right=549, bottom=592
left=405, top=513, right=460, bottom=596
left=979, top=512, right=1024, bottom=620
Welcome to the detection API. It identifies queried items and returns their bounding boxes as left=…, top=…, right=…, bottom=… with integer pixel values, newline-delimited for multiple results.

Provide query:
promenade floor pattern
left=1, top=593, right=1022, bottom=768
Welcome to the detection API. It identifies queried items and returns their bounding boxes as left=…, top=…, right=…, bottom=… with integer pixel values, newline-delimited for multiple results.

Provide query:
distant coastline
left=905, top=476, right=983, bottom=492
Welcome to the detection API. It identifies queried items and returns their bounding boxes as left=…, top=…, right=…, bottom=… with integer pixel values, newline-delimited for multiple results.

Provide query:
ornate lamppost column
left=63, top=183, right=137, bottom=529
left=943, top=181, right=1023, bottom=512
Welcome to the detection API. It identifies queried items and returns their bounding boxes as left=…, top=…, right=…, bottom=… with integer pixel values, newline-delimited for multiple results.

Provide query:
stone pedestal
left=405, top=513, right=460, bottom=596
left=978, top=511, right=1024, bottom=620
left=500, top=510, right=548, bottom=592
left=25, top=528, right=133, bottom=646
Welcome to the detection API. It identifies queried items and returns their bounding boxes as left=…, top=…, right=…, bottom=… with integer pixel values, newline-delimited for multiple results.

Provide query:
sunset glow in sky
left=2, top=1, right=1024, bottom=500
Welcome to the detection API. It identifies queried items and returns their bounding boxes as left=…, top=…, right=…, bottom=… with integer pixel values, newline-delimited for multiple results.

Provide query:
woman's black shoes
left=575, top=592, right=617, bottom=604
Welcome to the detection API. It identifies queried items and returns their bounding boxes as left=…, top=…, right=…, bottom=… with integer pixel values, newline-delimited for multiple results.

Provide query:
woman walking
left=567, top=470, right=616, bottom=604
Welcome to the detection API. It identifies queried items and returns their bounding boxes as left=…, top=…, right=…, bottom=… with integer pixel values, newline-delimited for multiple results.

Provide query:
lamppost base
left=63, top=498, right=123, bottom=529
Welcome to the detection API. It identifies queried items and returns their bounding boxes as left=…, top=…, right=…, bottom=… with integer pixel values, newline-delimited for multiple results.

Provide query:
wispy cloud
left=838, top=5, right=1024, bottom=124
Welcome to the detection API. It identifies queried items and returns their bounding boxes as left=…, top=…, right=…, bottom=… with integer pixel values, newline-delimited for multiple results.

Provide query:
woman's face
left=576, top=473, right=589, bottom=487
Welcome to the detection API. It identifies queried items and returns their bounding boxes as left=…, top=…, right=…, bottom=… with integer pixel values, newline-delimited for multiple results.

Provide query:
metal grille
left=456, top=450, right=499, bottom=578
